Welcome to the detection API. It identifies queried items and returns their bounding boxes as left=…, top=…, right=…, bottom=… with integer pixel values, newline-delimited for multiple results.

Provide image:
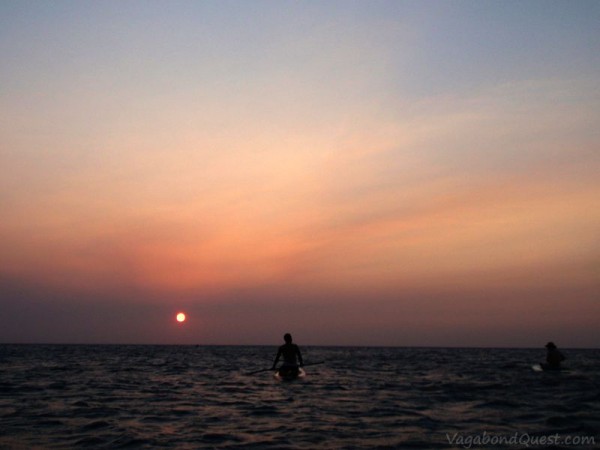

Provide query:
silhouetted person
left=271, top=333, right=303, bottom=376
left=545, top=342, right=565, bottom=369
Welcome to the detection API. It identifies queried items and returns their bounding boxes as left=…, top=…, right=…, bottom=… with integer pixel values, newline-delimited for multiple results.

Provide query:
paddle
left=246, top=361, right=325, bottom=375
left=246, top=367, right=275, bottom=375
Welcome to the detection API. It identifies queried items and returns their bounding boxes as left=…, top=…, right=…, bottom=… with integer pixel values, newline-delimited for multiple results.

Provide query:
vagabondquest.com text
left=446, top=431, right=595, bottom=448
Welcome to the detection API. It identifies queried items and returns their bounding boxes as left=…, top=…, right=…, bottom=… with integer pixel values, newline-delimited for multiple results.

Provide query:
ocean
left=0, top=345, right=598, bottom=449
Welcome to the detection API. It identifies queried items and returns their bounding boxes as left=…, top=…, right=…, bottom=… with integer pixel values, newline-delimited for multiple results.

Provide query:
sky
left=1, top=0, right=598, bottom=347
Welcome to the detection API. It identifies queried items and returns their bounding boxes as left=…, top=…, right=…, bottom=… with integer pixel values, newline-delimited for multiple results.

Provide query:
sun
left=176, top=312, right=186, bottom=323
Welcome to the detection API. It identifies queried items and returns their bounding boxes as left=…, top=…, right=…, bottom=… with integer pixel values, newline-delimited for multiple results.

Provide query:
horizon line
left=1, top=342, right=596, bottom=350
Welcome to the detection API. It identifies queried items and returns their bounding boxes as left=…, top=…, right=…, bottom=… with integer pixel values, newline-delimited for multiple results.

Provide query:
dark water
left=0, top=345, right=598, bottom=449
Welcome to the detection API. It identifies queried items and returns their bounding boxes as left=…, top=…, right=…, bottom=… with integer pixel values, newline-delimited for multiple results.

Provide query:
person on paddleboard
left=545, top=342, right=565, bottom=369
left=271, top=333, right=303, bottom=376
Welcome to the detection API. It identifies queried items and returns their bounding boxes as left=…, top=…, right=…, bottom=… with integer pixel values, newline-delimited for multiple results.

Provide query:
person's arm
left=296, top=345, right=303, bottom=366
left=271, top=348, right=282, bottom=369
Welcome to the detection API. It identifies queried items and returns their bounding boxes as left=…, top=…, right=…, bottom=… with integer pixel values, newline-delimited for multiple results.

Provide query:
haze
left=1, top=1, right=598, bottom=347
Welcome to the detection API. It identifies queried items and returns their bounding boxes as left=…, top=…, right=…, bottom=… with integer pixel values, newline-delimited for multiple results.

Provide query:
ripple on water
left=0, top=345, right=599, bottom=449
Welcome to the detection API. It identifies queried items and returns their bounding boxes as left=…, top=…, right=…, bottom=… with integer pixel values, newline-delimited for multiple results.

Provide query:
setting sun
left=176, top=313, right=186, bottom=323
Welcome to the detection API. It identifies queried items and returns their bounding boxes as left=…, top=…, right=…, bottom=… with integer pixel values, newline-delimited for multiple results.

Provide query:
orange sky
left=1, top=1, right=598, bottom=346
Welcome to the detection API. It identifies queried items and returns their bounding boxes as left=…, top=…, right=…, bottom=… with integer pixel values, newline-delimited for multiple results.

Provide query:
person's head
left=545, top=342, right=557, bottom=350
left=284, top=333, right=292, bottom=343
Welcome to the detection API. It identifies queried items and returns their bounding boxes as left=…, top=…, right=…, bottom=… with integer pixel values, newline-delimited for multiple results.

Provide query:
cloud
left=1, top=1, right=598, bottom=346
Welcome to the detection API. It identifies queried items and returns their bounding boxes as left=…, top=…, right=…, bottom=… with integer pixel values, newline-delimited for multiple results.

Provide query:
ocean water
left=0, top=345, right=598, bottom=449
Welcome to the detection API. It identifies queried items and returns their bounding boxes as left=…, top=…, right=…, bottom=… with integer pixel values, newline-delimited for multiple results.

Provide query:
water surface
left=0, top=345, right=598, bottom=449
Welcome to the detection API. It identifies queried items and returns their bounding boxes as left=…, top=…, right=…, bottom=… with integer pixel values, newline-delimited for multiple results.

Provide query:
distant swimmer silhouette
left=544, top=342, right=565, bottom=370
left=271, top=333, right=303, bottom=377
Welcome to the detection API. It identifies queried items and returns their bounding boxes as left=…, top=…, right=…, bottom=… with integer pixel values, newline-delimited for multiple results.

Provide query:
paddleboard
left=274, top=367, right=306, bottom=381
left=532, top=363, right=566, bottom=372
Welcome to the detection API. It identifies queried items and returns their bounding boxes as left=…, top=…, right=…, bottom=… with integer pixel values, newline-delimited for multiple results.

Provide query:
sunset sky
left=1, top=1, right=598, bottom=347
